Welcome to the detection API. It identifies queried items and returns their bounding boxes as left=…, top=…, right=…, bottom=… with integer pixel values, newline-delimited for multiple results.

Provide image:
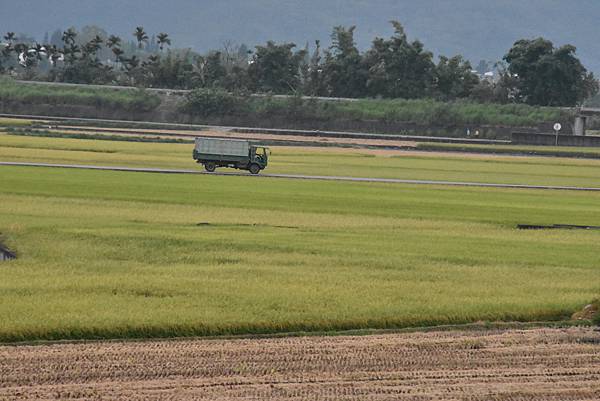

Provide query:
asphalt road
left=2, top=161, right=600, bottom=192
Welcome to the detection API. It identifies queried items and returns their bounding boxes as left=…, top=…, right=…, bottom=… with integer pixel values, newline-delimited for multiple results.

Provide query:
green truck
left=193, top=137, right=270, bottom=174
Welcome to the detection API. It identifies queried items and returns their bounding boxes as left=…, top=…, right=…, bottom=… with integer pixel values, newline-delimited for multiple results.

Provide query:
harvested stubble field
left=1, top=328, right=599, bottom=400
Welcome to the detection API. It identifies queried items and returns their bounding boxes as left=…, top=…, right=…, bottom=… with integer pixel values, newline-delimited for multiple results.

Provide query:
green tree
left=62, top=28, right=77, bottom=47
left=434, top=55, right=479, bottom=99
left=133, top=27, right=149, bottom=50
left=4, top=32, right=16, bottom=44
left=363, top=21, right=435, bottom=99
left=304, top=40, right=325, bottom=96
left=106, top=35, right=122, bottom=50
left=504, top=38, right=599, bottom=106
left=248, top=41, right=307, bottom=93
left=111, top=47, right=124, bottom=68
left=157, top=33, right=171, bottom=52
left=322, top=26, right=367, bottom=98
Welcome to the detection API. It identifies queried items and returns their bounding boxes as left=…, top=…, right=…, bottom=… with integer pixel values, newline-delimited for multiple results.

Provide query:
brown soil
left=46, top=126, right=419, bottom=149
left=1, top=328, right=599, bottom=400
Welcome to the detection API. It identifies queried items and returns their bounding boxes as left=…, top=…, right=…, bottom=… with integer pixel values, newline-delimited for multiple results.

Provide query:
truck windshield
left=255, top=148, right=268, bottom=160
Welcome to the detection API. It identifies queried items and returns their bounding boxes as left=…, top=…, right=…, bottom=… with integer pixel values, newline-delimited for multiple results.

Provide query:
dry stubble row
left=1, top=328, right=599, bottom=401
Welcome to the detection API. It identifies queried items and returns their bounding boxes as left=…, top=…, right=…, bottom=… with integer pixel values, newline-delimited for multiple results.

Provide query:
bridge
left=573, top=107, right=600, bottom=136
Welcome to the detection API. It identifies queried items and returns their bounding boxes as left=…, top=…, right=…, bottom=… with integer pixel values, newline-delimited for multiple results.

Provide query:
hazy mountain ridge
left=2, top=0, right=599, bottom=72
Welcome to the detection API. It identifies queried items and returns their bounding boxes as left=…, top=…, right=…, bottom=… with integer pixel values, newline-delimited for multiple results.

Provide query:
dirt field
left=1, top=328, right=599, bottom=400
left=42, top=125, right=419, bottom=149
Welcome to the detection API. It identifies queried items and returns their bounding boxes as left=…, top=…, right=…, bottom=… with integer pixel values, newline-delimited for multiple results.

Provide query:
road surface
left=2, top=161, right=600, bottom=192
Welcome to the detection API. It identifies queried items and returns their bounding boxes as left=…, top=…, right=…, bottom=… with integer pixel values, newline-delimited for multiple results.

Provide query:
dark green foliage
left=504, top=38, right=599, bottom=106
left=248, top=41, right=307, bottom=93
left=180, top=91, right=564, bottom=128
left=1, top=23, right=598, bottom=106
left=139, top=51, right=193, bottom=89
left=321, top=26, right=367, bottom=98
left=435, top=56, right=479, bottom=100
left=180, top=88, right=246, bottom=116
left=364, top=22, right=436, bottom=99
left=0, top=78, right=160, bottom=112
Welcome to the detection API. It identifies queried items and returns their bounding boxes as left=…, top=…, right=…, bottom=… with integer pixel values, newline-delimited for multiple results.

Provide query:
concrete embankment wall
left=512, top=132, right=600, bottom=147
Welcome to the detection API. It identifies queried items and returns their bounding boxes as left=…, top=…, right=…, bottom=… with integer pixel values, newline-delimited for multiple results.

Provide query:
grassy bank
left=416, top=142, right=600, bottom=159
left=0, top=80, right=569, bottom=136
left=182, top=89, right=568, bottom=130
left=0, top=78, right=160, bottom=112
left=0, top=165, right=599, bottom=342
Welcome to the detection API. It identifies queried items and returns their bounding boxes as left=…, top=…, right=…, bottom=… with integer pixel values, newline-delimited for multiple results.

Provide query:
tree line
left=0, top=22, right=597, bottom=106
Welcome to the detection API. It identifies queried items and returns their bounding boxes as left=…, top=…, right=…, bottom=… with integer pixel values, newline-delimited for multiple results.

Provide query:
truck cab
left=251, top=146, right=269, bottom=169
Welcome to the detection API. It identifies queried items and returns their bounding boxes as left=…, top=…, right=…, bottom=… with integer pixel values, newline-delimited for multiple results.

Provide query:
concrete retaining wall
left=512, top=132, right=600, bottom=147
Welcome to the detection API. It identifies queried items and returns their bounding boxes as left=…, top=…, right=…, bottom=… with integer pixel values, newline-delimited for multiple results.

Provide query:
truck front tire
left=205, top=162, right=216, bottom=172
left=249, top=163, right=261, bottom=175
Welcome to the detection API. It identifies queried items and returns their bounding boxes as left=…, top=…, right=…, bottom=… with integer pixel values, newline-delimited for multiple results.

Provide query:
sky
left=1, top=0, right=599, bottom=72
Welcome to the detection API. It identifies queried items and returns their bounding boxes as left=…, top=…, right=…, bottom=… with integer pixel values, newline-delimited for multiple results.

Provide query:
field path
left=3, top=161, right=600, bottom=192
left=1, top=328, right=599, bottom=400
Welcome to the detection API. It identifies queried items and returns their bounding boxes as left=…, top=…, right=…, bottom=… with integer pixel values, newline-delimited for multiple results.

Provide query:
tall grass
left=0, top=77, right=160, bottom=112
left=182, top=90, right=568, bottom=128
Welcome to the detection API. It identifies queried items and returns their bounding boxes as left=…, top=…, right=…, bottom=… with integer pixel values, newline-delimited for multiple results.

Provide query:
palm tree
left=63, top=44, right=80, bottom=66
left=106, top=35, right=121, bottom=50
left=83, top=35, right=103, bottom=58
left=3, top=32, right=16, bottom=44
left=112, top=47, right=124, bottom=61
left=156, top=32, right=171, bottom=52
left=124, top=55, right=141, bottom=85
left=133, top=27, right=148, bottom=49
left=1, top=43, right=13, bottom=58
left=47, top=45, right=64, bottom=66
left=62, top=28, right=77, bottom=47
left=125, top=55, right=140, bottom=71
left=111, top=47, right=124, bottom=69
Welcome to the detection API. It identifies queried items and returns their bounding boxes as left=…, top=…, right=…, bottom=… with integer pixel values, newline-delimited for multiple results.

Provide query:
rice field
left=0, top=155, right=599, bottom=341
left=3, top=133, right=600, bottom=187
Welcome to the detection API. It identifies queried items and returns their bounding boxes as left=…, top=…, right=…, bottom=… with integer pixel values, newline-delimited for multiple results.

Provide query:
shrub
left=180, top=88, right=246, bottom=117
left=0, top=78, right=160, bottom=112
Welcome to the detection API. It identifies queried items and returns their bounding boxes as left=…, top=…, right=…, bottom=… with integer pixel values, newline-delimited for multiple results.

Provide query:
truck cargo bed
left=194, top=137, right=250, bottom=157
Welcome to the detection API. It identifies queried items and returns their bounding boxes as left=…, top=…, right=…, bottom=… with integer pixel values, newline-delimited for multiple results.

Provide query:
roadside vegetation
left=181, top=89, right=568, bottom=128
left=0, top=77, right=160, bottom=112
left=5, top=128, right=191, bottom=144
left=0, top=117, right=32, bottom=127
left=415, top=142, right=600, bottom=159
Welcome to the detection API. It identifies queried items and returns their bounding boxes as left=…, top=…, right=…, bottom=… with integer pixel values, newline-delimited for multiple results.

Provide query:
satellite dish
left=554, top=123, right=562, bottom=132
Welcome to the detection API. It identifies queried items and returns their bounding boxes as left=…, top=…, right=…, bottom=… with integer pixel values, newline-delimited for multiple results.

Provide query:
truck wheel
left=249, top=163, right=261, bottom=175
left=205, top=162, right=216, bottom=172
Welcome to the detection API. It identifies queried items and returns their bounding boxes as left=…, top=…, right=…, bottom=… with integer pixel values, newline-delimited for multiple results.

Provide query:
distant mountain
left=2, top=0, right=600, bottom=73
